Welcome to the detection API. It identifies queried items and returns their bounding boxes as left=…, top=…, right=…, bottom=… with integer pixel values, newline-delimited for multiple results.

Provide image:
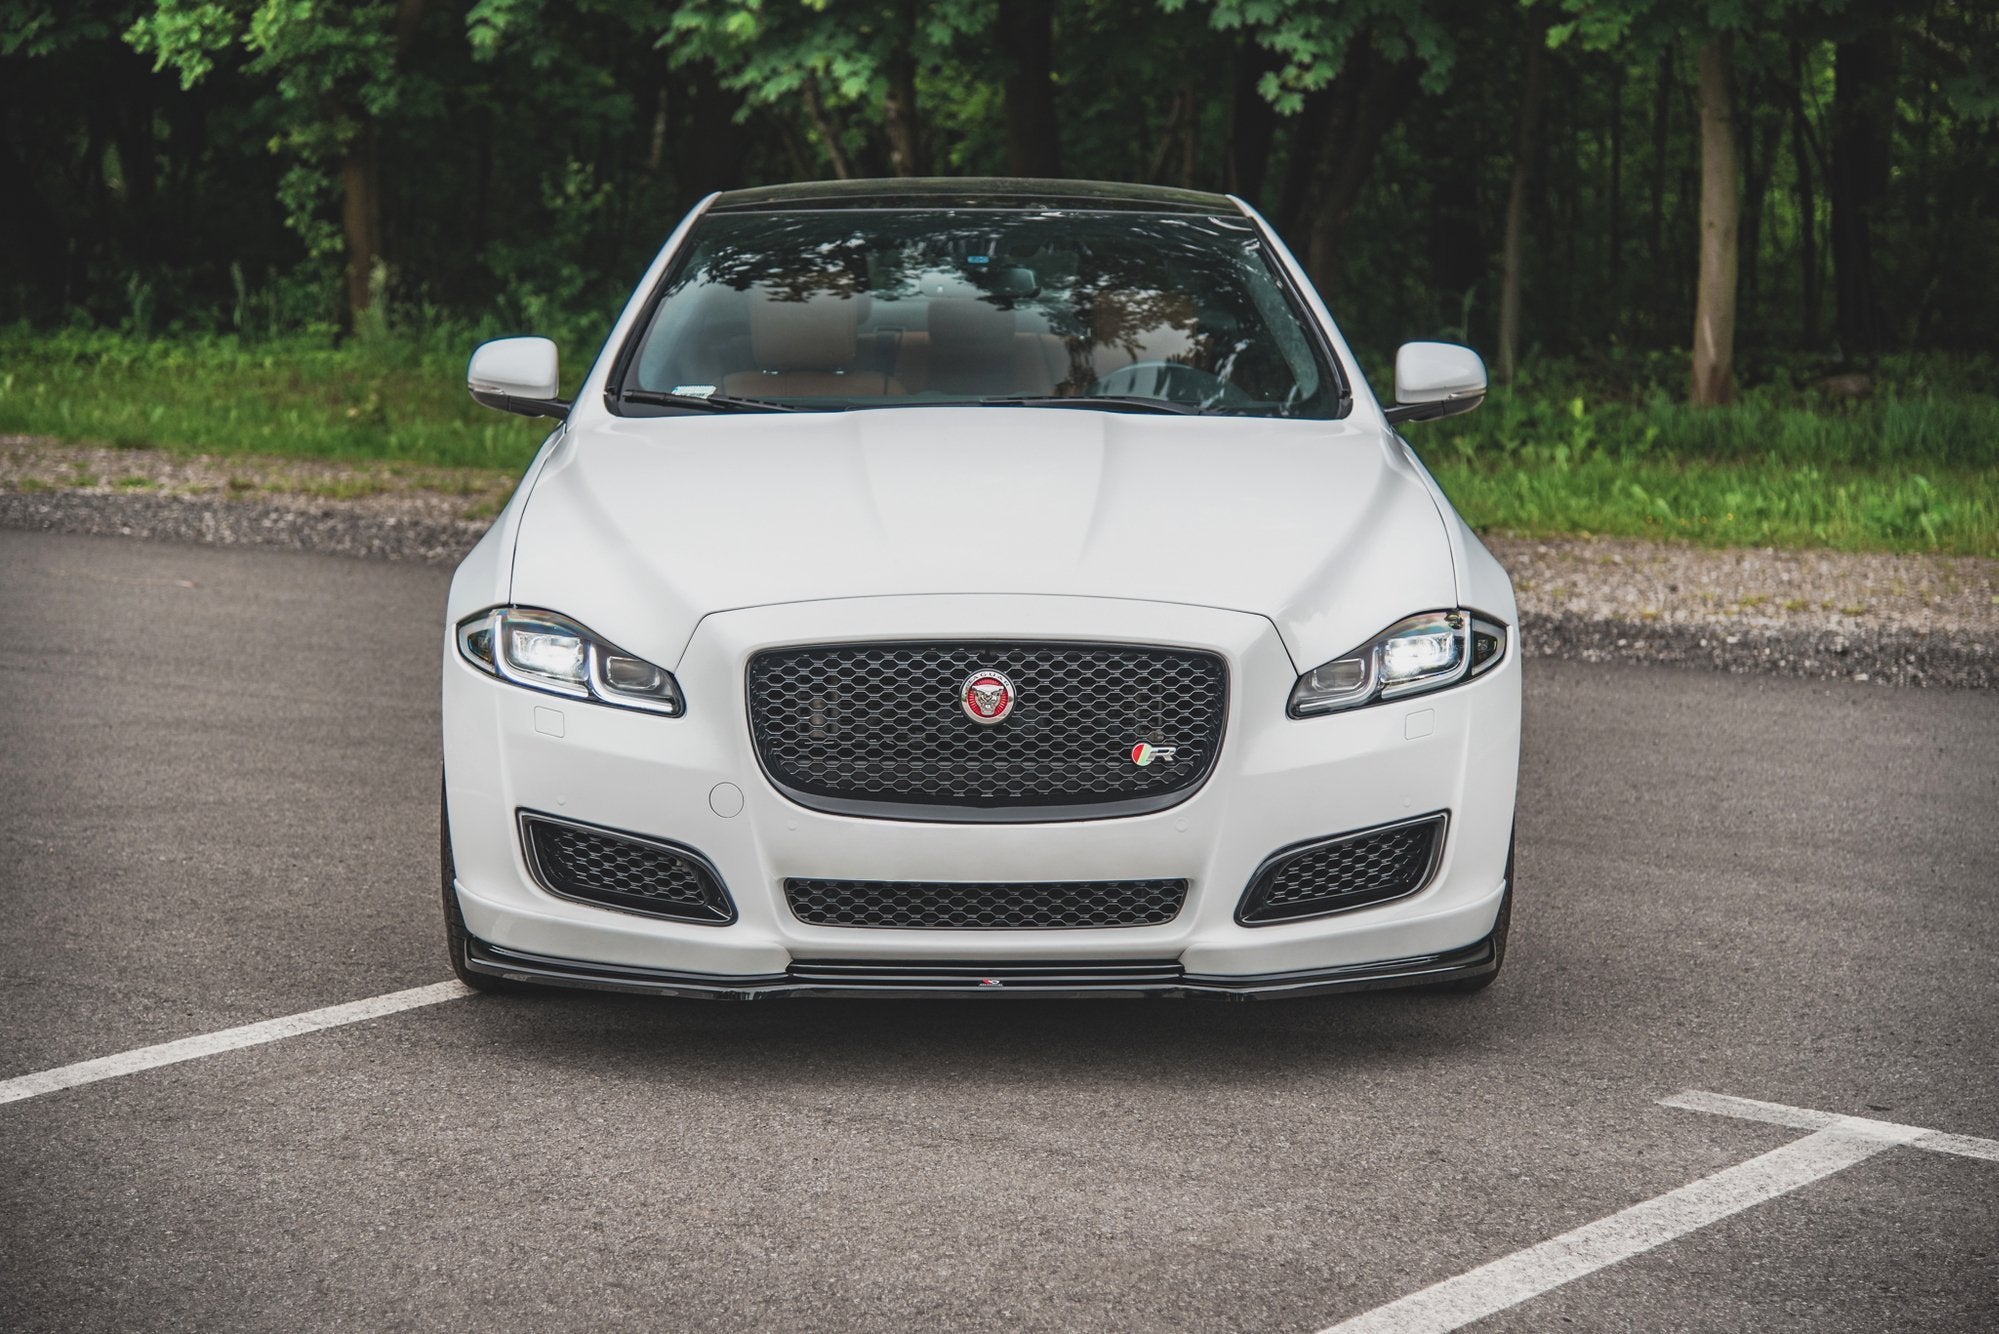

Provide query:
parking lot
left=3, top=526, right=1995, bottom=1332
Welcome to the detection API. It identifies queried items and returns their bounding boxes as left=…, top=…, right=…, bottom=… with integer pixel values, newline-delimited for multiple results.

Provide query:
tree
left=10, top=0, right=1998, bottom=358
left=1496, top=11, right=1548, bottom=384
left=1187, top=0, right=1457, bottom=296
left=126, top=0, right=439, bottom=326
left=1829, top=33, right=1891, bottom=355
left=664, top=0, right=984, bottom=180
left=1553, top=0, right=1760, bottom=405
left=998, top=0, right=1060, bottom=176
left=1691, top=34, right=1739, bottom=403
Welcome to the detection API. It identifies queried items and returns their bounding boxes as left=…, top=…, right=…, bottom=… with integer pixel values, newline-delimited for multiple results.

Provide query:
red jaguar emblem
left=960, top=669, right=1016, bottom=725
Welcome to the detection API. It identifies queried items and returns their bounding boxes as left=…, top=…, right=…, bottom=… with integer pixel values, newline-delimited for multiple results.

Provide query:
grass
left=0, top=328, right=556, bottom=472
left=1421, top=452, right=1996, bottom=555
left=3, top=329, right=1994, bottom=556
left=1406, top=360, right=1999, bottom=556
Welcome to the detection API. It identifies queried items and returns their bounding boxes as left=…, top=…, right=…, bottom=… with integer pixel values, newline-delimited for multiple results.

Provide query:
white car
left=442, top=178, right=1519, bottom=999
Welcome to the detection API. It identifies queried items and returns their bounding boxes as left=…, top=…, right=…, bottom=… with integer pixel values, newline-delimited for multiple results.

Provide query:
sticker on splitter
left=1129, top=742, right=1180, bottom=767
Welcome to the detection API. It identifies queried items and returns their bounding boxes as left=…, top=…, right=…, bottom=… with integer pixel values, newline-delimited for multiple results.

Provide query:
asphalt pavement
left=1, top=527, right=1994, bottom=1333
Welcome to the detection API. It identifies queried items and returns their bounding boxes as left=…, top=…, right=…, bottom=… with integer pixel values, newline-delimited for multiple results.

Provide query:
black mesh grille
left=748, top=641, right=1227, bottom=818
left=1237, top=814, right=1447, bottom=924
left=519, top=813, right=734, bottom=923
left=786, top=877, right=1187, bottom=929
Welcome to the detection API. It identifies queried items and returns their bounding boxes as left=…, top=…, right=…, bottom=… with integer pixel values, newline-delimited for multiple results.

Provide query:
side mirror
left=468, top=337, right=569, bottom=419
left=1383, top=341, right=1486, bottom=425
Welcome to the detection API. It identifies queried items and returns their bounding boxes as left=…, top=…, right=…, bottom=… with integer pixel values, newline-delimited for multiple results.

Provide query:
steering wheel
left=1089, top=360, right=1229, bottom=405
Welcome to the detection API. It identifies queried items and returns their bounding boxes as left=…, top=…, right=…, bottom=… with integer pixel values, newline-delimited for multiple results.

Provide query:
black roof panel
left=708, top=176, right=1238, bottom=215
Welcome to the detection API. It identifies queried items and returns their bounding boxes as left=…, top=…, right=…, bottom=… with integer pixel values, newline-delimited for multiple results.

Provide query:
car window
left=619, top=209, right=1343, bottom=418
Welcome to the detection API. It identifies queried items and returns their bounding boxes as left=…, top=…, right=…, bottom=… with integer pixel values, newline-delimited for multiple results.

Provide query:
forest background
left=2, top=0, right=1994, bottom=554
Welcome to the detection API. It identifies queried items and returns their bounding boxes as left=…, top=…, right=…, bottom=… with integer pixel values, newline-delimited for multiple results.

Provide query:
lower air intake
left=1236, top=813, right=1447, bottom=925
left=786, top=877, right=1187, bottom=929
left=518, top=812, right=735, bottom=924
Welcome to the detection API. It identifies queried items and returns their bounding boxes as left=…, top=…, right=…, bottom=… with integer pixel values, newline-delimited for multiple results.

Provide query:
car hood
left=509, top=407, right=1457, bottom=671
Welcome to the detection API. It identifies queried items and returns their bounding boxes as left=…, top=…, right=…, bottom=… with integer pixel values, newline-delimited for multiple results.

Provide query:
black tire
left=441, top=777, right=537, bottom=995
left=1423, top=831, right=1514, bottom=995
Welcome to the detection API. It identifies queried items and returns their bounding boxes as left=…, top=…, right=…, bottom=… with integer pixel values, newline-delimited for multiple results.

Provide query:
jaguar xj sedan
left=442, top=177, right=1519, bottom=999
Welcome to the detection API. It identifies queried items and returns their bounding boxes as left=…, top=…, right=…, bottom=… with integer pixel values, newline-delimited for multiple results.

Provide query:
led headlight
left=1289, top=610, right=1507, bottom=717
left=456, top=607, right=684, bottom=716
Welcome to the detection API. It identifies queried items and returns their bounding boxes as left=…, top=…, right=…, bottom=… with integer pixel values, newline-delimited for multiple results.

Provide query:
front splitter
left=462, top=932, right=1498, bottom=1000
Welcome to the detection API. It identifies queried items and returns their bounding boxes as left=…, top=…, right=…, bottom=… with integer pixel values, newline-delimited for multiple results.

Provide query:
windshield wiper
left=976, top=395, right=1205, bottom=415
left=619, top=388, right=801, bottom=413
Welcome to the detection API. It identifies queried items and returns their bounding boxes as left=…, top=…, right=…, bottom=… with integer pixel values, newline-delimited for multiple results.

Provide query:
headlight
left=1289, top=609, right=1507, bottom=717
left=456, top=607, right=684, bottom=716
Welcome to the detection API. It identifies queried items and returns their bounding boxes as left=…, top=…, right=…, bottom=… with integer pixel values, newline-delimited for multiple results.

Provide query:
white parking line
left=1316, top=1091, right=1998, bottom=1334
left=0, top=980, right=471, bottom=1107
left=1661, top=1089, right=1999, bottom=1163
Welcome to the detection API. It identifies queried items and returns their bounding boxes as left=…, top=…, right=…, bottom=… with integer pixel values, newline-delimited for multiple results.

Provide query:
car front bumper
left=442, top=594, right=1521, bottom=995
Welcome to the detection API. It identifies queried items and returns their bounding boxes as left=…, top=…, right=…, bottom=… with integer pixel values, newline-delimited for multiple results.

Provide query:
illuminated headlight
left=456, top=607, right=684, bottom=716
left=1289, top=610, right=1507, bottom=717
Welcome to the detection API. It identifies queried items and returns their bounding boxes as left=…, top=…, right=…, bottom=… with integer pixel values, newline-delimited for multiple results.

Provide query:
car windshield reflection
left=617, top=210, right=1339, bottom=418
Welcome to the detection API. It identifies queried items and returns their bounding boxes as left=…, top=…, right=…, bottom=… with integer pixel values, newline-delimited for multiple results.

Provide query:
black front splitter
left=461, top=933, right=1497, bottom=1001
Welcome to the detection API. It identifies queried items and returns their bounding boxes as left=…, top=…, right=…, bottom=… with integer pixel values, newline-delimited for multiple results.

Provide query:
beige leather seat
left=722, top=290, right=904, bottom=398
left=893, top=298, right=1068, bottom=398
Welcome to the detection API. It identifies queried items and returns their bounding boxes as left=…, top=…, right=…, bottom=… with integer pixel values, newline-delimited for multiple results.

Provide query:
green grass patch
left=4, top=330, right=1994, bottom=555
left=1422, top=454, right=1997, bottom=555
left=1407, top=365, right=1999, bottom=556
left=0, top=327, right=557, bottom=472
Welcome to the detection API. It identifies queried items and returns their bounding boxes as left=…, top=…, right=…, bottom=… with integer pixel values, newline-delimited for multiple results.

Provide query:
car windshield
left=617, top=209, right=1343, bottom=418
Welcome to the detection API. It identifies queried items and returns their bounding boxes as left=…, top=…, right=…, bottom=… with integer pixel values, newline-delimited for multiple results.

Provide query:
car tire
left=1425, top=831, right=1514, bottom=995
left=440, top=778, right=536, bottom=995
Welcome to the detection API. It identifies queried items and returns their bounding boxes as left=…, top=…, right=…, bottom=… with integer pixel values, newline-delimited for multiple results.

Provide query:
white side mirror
left=1385, top=341, right=1487, bottom=425
left=468, top=337, right=567, bottom=419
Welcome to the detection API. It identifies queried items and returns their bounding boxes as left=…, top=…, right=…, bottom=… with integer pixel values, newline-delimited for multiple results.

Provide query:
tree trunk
left=1226, top=38, right=1278, bottom=203
left=1558, top=63, right=1578, bottom=338
left=1607, top=61, right=1624, bottom=307
left=1273, top=90, right=1333, bottom=238
left=998, top=0, right=1059, bottom=176
left=333, top=0, right=423, bottom=328
left=1180, top=82, right=1199, bottom=187
left=393, top=0, right=427, bottom=53
left=1497, top=27, right=1547, bottom=384
left=883, top=66, right=923, bottom=175
left=883, top=0, right=927, bottom=177
left=802, top=74, right=855, bottom=179
left=1301, top=46, right=1418, bottom=298
left=1739, top=74, right=1771, bottom=321
left=684, top=61, right=747, bottom=192
left=1690, top=37, right=1739, bottom=407
left=1649, top=52, right=1672, bottom=336
left=1830, top=36, right=1891, bottom=355
left=1144, top=89, right=1186, bottom=182
left=647, top=82, right=669, bottom=180
left=340, top=138, right=383, bottom=325
left=0, top=89, right=68, bottom=320
left=1789, top=44, right=1819, bottom=346
left=1146, top=87, right=1200, bottom=186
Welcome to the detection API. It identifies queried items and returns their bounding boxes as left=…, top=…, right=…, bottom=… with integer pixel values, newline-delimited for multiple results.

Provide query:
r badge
left=960, top=669, right=1017, bottom=725
left=1130, top=742, right=1180, bottom=767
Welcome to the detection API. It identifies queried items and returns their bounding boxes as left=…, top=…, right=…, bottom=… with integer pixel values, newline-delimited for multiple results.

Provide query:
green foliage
left=5, top=0, right=1998, bottom=459
left=128, top=0, right=420, bottom=120
left=0, top=1, right=140, bottom=56
left=0, top=327, right=555, bottom=470
left=1407, top=356, right=1999, bottom=554
left=1190, top=0, right=1458, bottom=109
